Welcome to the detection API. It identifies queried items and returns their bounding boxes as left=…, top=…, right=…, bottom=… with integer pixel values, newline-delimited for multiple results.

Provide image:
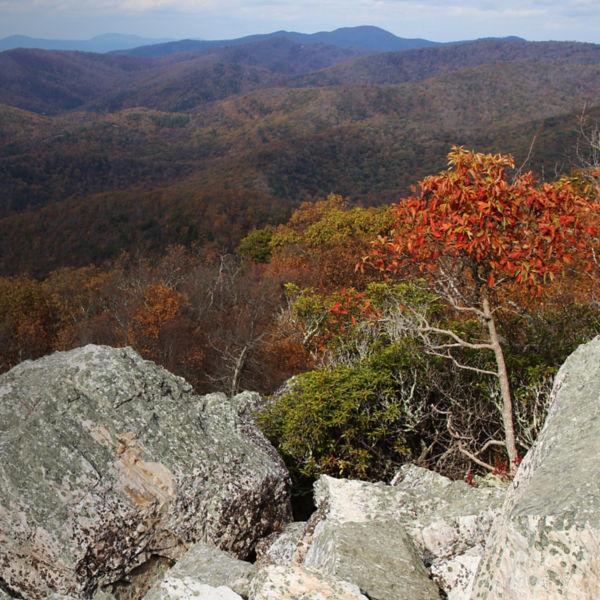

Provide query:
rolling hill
left=0, top=37, right=370, bottom=115
left=1, top=36, right=600, bottom=276
left=113, top=26, right=437, bottom=57
left=0, top=33, right=173, bottom=53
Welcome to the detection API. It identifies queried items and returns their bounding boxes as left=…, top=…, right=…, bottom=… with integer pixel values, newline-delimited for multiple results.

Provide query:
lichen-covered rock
left=304, top=519, right=438, bottom=600
left=92, top=591, right=117, bottom=600
left=390, top=465, right=505, bottom=558
left=249, top=565, right=368, bottom=600
left=430, top=547, right=482, bottom=600
left=147, top=581, right=242, bottom=600
left=297, top=469, right=503, bottom=599
left=255, top=522, right=306, bottom=567
left=144, top=541, right=255, bottom=599
left=0, top=345, right=291, bottom=599
left=471, top=337, right=600, bottom=599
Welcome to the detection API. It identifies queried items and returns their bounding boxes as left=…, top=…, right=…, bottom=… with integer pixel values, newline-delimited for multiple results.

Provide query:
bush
left=259, top=340, right=429, bottom=481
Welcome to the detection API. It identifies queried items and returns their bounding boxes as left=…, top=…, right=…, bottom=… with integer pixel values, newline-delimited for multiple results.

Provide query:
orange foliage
left=131, top=283, right=185, bottom=342
left=268, top=194, right=394, bottom=292
left=0, top=276, right=57, bottom=368
left=371, top=146, right=600, bottom=295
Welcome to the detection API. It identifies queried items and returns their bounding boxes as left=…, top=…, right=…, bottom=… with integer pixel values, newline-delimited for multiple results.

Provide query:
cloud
left=18, top=0, right=222, bottom=12
left=1, top=0, right=599, bottom=42
left=119, top=0, right=221, bottom=10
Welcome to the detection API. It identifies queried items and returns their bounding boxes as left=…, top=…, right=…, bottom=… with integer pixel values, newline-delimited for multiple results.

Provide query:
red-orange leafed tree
left=369, top=146, right=600, bottom=473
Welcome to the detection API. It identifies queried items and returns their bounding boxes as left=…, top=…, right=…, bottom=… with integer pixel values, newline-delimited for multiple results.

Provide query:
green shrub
left=259, top=340, right=428, bottom=481
left=264, top=269, right=600, bottom=484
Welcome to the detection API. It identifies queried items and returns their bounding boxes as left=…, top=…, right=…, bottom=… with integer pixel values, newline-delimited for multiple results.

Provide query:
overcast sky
left=1, top=0, right=599, bottom=44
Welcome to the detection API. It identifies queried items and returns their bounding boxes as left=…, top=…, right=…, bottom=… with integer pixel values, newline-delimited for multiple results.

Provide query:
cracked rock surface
left=144, top=541, right=255, bottom=599
left=249, top=565, right=369, bottom=600
left=0, top=345, right=291, bottom=599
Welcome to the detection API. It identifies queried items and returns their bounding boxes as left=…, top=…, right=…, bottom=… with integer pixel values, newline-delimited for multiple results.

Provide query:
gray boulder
left=304, top=519, right=436, bottom=600
left=296, top=469, right=504, bottom=600
left=255, top=522, right=306, bottom=567
left=0, top=345, right=291, bottom=599
left=148, top=582, right=242, bottom=600
left=391, top=465, right=505, bottom=599
left=295, top=474, right=440, bottom=600
left=471, top=336, right=600, bottom=599
left=249, top=565, right=368, bottom=600
left=144, top=541, right=255, bottom=599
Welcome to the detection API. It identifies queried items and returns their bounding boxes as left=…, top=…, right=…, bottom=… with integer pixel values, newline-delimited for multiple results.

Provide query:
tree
left=366, top=146, right=600, bottom=473
left=266, top=194, right=395, bottom=292
left=0, top=276, right=58, bottom=369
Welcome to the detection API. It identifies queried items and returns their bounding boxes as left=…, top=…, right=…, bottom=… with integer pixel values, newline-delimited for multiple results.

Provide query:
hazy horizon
left=1, top=1, right=599, bottom=46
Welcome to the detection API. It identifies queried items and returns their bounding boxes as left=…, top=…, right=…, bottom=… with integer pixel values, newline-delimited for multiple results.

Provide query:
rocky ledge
left=2, top=336, right=600, bottom=599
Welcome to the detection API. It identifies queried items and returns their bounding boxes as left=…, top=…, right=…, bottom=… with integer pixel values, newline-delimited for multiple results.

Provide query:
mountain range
left=0, top=27, right=598, bottom=276
left=0, top=26, right=523, bottom=56
left=0, top=33, right=173, bottom=53
left=109, top=26, right=439, bottom=57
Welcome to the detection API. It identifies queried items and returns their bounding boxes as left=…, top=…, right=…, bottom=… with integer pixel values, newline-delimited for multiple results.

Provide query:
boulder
left=296, top=469, right=503, bottom=599
left=147, top=582, right=242, bottom=600
left=255, top=522, right=306, bottom=567
left=304, top=519, right=437, bottom=600
left=391, top=466, right=504, bottom=600
left=471, top=337, right=600, bottom=599
left=0, top=345, right=291, bottom=599
left=144, top=541, right=255, bottom=599
left=294, top=474, right=439, bottom=600
left=249, top=565, right=368, bottom=600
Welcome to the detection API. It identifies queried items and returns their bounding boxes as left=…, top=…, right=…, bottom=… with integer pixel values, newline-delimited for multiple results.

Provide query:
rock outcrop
left=143, top=465, right=503, bottom=600
left=255, top=522, right=305, bottom=567
left=5, top=334, right=600, bottom=600
left=289, top=469, right=503, bottom=600
left=471, top=336, right=600, bottom=599
left=0, top=345, right=291, bottom=599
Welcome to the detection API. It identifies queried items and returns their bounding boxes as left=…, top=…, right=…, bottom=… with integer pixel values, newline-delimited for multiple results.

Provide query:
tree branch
left=457, top=441, right=495, bottom=472
left=426, top=348, right=499, bottom=377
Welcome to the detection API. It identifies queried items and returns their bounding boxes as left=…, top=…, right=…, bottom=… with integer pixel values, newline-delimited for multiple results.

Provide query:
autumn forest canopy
left=3, top=32, right=600, bottom=487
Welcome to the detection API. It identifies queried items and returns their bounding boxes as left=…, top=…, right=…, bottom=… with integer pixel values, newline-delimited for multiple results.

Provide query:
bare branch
left=512, top=132, right=538, bottom=181
left=411, top=307, right=492, bottom=346
left=426, top=348, right=499, bottom=377
left=457, top=441, right=495, bottom=472
left=447, top=409, right=499, bottom=472
left=419, top=325, right=494, bottom=350
left=474, top=439, right=506, bottom=456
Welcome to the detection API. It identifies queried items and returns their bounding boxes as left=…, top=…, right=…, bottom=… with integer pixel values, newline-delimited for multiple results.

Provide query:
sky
left=1, top=0, right=600, bottom=44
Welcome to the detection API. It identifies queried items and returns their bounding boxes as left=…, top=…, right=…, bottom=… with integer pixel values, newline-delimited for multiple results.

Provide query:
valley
left=2, top=34, right=600, bottom=275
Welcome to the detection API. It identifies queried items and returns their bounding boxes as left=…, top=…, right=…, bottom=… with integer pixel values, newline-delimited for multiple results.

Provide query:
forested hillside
left=2, top=36, right=600, bottom=275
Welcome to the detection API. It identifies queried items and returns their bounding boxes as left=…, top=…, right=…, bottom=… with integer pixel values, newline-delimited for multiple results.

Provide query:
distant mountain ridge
left=0, top=37, right=373, bottom=114
left=0, top=37, right=597, bottom=116
left=112, top=26, right=438, bottom=57
left=293, top=38, right=600, bottom=86
left=0, top=27, right=526, bottom=58
left=0, top=33, right=173, bottom=53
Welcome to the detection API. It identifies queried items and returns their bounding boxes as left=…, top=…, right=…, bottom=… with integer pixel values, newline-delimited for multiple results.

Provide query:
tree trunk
left=482, top=296, right=519, bottom=473
left=230, top=345, right=248, bottom=398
